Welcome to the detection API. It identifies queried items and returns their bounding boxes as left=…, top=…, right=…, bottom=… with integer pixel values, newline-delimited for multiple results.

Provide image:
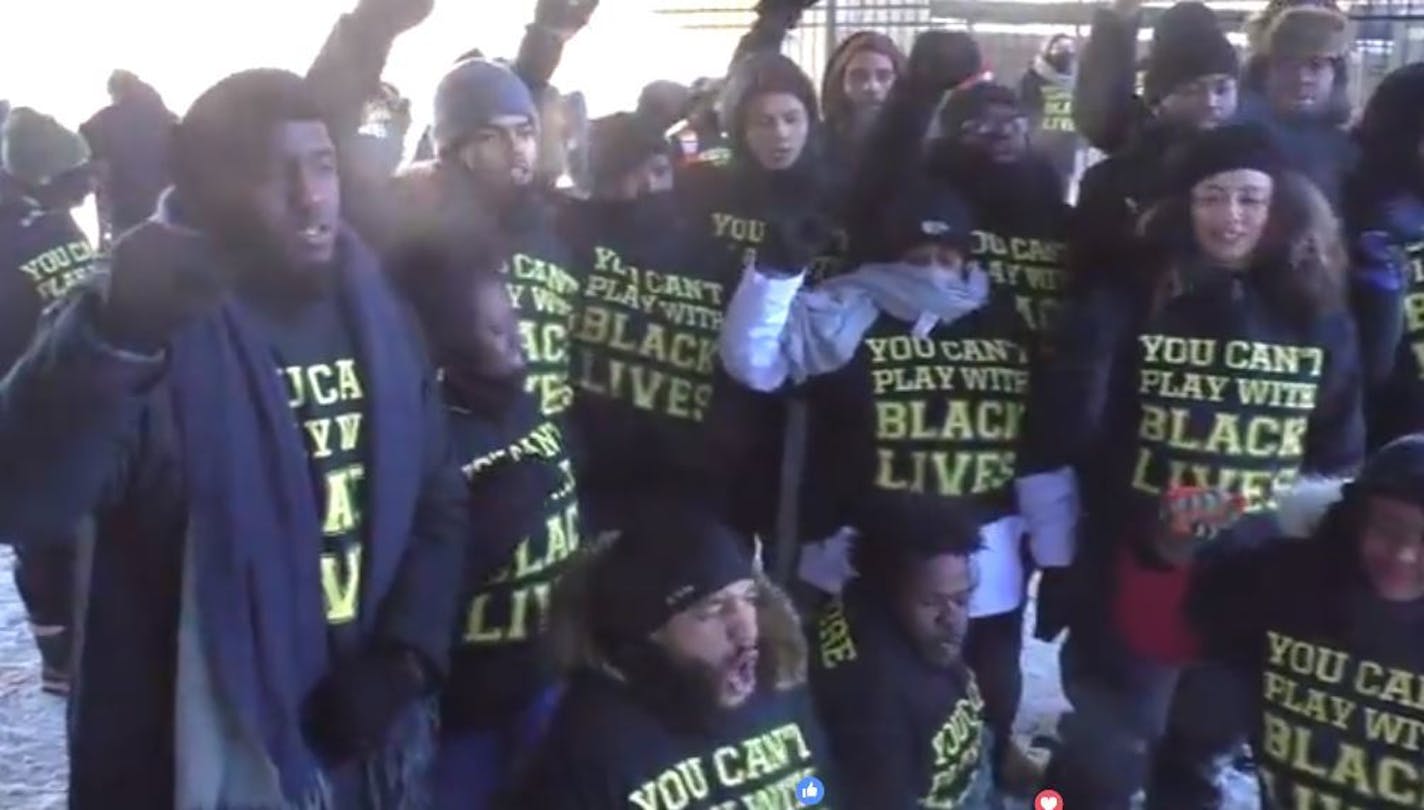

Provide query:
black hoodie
left=809, top=580, right=991, bottom=809
left=563, top=196, right=736, bottom=530
left=1191, top=490, right=1424, bottom=810
left=442, top=383, right=581, bottom=730
left=0, top=186, right=97, bottom=370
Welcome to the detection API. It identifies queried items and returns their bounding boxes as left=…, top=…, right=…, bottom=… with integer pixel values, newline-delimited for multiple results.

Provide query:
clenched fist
left=354, top=0, right=434, bottom=39
left=100, top=220, right=230, bottom=353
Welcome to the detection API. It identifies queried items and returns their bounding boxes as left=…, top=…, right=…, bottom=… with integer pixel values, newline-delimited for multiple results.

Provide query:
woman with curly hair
left=1019, top=124, right=1365, bottom=808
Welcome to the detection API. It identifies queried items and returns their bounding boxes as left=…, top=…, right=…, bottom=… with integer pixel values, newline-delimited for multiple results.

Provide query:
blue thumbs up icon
left=796, top=776, right=825, bottom=806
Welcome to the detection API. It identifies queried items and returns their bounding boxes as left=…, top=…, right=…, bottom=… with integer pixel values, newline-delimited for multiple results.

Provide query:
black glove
left=99, top=217, right=230, bottom=353
left=905, top=29, right=984, bottom=97
left=759, top=211, right=834, bottom=274
left=304, top=648, right=430, bottom=763
left=464, top=457, right=565, bottom=585
left=1033, top=567, right=1076, bottom=643
left=754, top=0, right=819, bottom=28
left=534, top=0, right=599, bottom=32
left=353, top=0, right=434, bottom=39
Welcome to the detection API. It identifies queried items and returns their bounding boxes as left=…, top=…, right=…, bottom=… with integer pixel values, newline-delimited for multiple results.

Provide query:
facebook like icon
left=796, top=776, right=825, bottom=806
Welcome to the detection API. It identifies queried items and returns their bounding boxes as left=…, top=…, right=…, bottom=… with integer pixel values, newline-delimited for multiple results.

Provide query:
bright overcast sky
left=2, top=1, right=737, bottom=128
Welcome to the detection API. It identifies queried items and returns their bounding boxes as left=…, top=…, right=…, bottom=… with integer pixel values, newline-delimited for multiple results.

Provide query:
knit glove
left=905, top=29, right=984, bottom=97
left=754, top=0, right=820, bottom=28
left=99, top=217, right=230, bottom=354
left=304, top=647, right=431, bottom=764
left=1154, top=487, right=1247, bottom=566
left=759, top=211, right=833, bottom=275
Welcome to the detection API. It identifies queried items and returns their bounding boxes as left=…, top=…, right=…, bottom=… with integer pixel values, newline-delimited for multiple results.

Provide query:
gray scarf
left=781, top=262, right=991, bottom=383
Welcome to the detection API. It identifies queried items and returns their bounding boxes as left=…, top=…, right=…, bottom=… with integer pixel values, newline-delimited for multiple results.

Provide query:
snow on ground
left=0, top=548, right=66, bottom=810
left=0, top=549, right=1256, bottom=809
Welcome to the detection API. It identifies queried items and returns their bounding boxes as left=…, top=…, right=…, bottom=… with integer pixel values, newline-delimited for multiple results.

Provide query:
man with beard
left=397, top=247, right=578, bottom=809
left=809, top=493, right=992, bottom=809
left=516, top=502, right=834, bottom=809
left=1019, top=34, right=1081, bottom=191
left=0, top=107, right=99, bottom=697
left=0, top=69, right=471, bottom=808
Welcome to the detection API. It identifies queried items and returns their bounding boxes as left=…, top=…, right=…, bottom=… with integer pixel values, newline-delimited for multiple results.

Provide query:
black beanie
left=938, top=81, right=1021, bottom=138
left=880, top=178, right=976, bottom=258
left=1350, top=434, right=1424, bottom=510
left=589, top=112, right=673, bottom=192
left=1166, top=123, right=1283, bottom=195
left=1145, top=2, right=1240, bottom=103
left=432, top=59, right=537, bottom=157
left=593, top=504, right=756, bottom=644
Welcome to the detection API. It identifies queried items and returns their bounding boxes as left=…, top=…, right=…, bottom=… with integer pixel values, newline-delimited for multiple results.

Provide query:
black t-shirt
left=0, top=199, right=97, bottom=371
left=969, top=226, right=1069, bottom=338
left=809, top=582, right=990, bottom=809
left=519, top=673, right=834, bottom=810
left=252, top=292, right=368, bottom=655
left=801, top=294, right=1034, bottom=535
left=504, top=217, right=581, bottom=419
left=444, top=395, right=581, bottom=729
left=1193, top=538, right=1424, bottom=810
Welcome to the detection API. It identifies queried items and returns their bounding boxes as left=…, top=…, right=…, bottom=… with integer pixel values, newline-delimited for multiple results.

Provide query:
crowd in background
left=3, top=0, right=1424, bottom=808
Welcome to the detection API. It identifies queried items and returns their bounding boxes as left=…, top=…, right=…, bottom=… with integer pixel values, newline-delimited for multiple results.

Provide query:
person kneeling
left=809, top=492, right=992, bottom=809
left=515, top=503, right=835, bottom=808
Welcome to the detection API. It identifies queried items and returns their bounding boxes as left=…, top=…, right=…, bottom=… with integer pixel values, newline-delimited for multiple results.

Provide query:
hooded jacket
left=80, top=80, right=176, bottom=239
left=0, top=183, right=97, bottom=370
left=1343, top=63, right=1424, bottom=446
left=1019, top=37, right=1080, bottom=182
left=1190, top=478, right=1424, bottom=810
left=809, top=579, right=992, bottom=810
left=563, top=195, right=742, bottom=531
left=442, top=385, right=581, bottom=731
left=820, top=31, right=907, bottom=198
left=515, top=561, right=834, bottom=809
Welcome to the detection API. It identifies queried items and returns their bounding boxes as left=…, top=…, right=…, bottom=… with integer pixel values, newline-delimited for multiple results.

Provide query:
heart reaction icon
left=1035, top=789, right=1063, bottom=810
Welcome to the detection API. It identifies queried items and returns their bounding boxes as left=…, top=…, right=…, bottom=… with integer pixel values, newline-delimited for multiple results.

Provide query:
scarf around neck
left=779, top=261, right=991, bottom=383
left=166, top=219, right=426, bottom=802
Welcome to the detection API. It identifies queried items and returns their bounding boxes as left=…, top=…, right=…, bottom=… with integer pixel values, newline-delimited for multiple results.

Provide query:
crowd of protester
left=3, top=0, right=1424, bottom=808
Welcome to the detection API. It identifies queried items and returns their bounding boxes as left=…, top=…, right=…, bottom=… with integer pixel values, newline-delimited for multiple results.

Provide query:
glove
left=1032, top=567, right=1075, bottom=643
left=534, top=0, right=600, bottom=32
left=464, top=457, right=565, bottom=585
left=759, top=211, right=833, bottom=274
left=99, top=217, right=229, bottom=353
left=905, top=29, right=984, bottom=96
left=754, top=0, right=819, bottom=28
left=1154, top=487, right=1247, bottom=566
left=304, top=647, right=430, bottom=763
left=353, top=0, right=434, bottom=39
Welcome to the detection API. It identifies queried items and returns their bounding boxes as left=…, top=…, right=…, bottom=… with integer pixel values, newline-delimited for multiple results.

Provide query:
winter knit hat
left=1348, top=434, right=1424, bottom=510
left=880, top=178, right=976, bottom=257
left=1167, top=123, right=1284, bottom=195
left=821, top=31, right=907, bottom=124
left=593, top=504, right=756, bottom=643
left=588, top=112, right=674, bottom=192
left=432, top=58, right=537, bottom=157
left=1145, top=2, right=1239, bottom=103
left=719, top=52, right=819, bottom=145
left=1354, top=63, right=1424, bottom=193
left=1, top=108, right=90, bottom=188
left=938, top=80, right=1021, bottom=138
left=1263, top=6, right=1350, bottom=61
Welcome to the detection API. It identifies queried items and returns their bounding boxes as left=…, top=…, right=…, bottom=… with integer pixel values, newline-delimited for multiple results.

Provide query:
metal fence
left=653, top=1, right=1424, bottom=112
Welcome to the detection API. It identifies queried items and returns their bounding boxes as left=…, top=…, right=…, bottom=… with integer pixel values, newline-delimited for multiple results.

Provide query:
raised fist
left=354, top=0, right=434, bottom=39
left=100, top=219, right=229, bottom=353
left=535, top=0, right=600, bottom=33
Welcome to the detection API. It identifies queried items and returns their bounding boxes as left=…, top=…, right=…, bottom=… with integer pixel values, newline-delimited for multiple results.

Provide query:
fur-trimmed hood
left=547, top=537, right=808, bottom=692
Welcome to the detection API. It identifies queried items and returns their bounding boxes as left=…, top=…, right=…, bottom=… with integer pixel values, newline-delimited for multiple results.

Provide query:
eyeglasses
left=959, top=114, right=1029, bottom=138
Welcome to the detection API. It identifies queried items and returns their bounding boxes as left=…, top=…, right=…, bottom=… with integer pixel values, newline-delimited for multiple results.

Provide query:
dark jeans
left=1045, top=628, right=1249, bottom=810
left=13, top=539, right=74, bottom=629
left=965, top=608, right=1026, bottom=778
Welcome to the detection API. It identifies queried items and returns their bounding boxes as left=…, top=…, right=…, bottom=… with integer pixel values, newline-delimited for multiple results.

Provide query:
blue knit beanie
left=432, top=59, right=537, bottom=157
